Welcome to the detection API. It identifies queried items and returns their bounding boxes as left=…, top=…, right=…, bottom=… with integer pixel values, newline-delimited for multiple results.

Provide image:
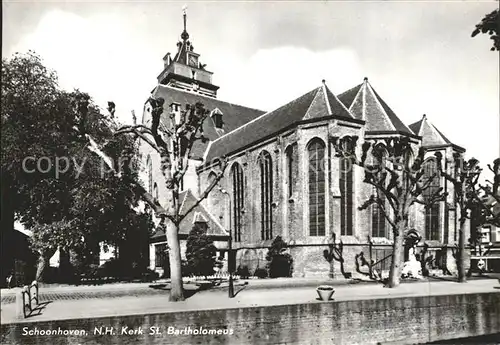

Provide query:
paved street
left=1, top=277, right=499, bottom=324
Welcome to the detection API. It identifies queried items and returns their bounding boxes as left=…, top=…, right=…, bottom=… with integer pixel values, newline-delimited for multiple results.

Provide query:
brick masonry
left=196, top=120, right=467, bottom=278
left=144, top=94, right=468, bottom=278
left=2, top=292, right=499, bottom=344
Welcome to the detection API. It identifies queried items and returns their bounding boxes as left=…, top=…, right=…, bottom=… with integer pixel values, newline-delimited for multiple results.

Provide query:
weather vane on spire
left=181, top=4, right=189, bottom=41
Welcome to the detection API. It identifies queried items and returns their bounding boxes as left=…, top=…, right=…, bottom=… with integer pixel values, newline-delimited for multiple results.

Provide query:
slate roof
left=150, top=189, right=227, bottom=242
left=152, top=85, right=265, bottom=159
left=337, top=78, right=414, bottom=136
left=409, top=115, right=459, bottom=147
left=205, top=82, right=355, bottom=161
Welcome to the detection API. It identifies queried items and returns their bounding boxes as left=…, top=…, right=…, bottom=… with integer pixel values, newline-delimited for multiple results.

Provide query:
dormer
left=163, top=53, right=171, bottom=68
left=170, top=102, right=181, bottom=124
left=210, top=108, right=224, bottom=129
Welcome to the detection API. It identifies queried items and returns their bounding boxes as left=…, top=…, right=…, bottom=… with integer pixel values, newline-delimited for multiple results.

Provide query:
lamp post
left=219, top=188, right=234, bottom=298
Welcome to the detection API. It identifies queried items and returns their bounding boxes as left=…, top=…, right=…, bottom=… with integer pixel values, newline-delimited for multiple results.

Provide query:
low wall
left=1, top=292, right=499, bottom=345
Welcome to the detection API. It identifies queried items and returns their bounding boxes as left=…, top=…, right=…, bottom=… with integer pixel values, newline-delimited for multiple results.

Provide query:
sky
left=2, top=0, right=499, bottom=169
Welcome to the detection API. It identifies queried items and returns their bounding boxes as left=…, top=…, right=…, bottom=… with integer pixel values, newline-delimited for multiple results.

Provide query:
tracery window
left=308, top=139, right=326, bottom=236
left=231, top=163, right=244, bottom=242
left=259, top=151, right=273, bottom=240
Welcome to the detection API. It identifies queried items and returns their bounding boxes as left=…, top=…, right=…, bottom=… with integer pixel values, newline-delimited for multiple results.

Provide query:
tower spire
left=181, top=5, right=189, bottom=41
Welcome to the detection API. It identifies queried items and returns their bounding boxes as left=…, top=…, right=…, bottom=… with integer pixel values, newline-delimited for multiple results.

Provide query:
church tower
left=156, top=8, right=219, bottom=98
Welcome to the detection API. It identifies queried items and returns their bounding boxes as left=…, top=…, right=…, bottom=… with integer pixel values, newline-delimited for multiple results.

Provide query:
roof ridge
left=367, top=82, right=415, bottom=135
left=208, top=86, right=321, bottom=147
left=337, top=83, right=364, bottom=100
left=324, top=85, right=354, bottom=118
left=303, top=87, right=323, bottom=120
left=155, top=84, right=266, bottom=113
left=365, top=82, right=397, bottom=132
left=321, top=83, right=332, bottom=116
left=425, top=116, right=451, bottom=145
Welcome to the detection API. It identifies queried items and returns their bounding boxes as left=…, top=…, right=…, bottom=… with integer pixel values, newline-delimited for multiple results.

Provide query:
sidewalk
left=0, top=277, right=359, bottom=304
left=2, top=278, right=499, bottom=324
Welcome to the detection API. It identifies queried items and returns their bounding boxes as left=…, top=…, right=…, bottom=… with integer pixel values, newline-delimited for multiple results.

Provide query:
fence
left=228, top=238, right=463, bottom=280
left=16, top=280, right=39, bottom=319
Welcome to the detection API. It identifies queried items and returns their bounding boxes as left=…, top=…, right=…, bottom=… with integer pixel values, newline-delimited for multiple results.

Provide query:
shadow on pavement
left=26, top=301, right=53, bottom=318
left=147, top=283, right=202, bottom=299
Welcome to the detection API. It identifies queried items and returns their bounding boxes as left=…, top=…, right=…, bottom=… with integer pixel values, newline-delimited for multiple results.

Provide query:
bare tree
left=85, top=98, right=227, bottom=301
left=435, top=153, right=481, bottom=283
left=335, top=136, right=445, bottom=287
left=476, top=159, right=500, bottom=227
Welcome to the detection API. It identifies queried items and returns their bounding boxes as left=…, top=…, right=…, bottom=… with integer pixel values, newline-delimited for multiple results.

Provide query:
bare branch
left=114, top=127, right=160, bottom=153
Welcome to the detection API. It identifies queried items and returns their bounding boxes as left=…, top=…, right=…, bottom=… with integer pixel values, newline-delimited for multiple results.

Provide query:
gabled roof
left=150, top=189, right=227, bottom=241
left=205, top=82, right=355, bottom=161
left=337, top=78, right=414, bottom=136
left=409, top=114, right=459, bottom=148
left=151, top=85, right=265, bottom=159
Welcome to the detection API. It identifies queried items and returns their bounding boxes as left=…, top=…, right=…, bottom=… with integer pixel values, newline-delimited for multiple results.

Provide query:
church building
left=143, top=11, right=468, bottom=278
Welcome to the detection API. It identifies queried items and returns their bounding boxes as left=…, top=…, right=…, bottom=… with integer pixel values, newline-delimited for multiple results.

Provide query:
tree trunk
left=1, top=176, right=15, bottom=284
left=166, top=220, right=184, bottom=301
left=457, top=218, right=467, bottom=283
left=59, top=248, right=72, bottom=283
left=35, top=249, right=56, bottom=283
left=388, top=222, right=405, bottom=288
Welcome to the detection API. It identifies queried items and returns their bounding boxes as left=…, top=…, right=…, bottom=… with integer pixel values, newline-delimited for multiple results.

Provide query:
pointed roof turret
left=409, top=114, right=463, bottom=150
left=337, top=78, right=415, bottom=136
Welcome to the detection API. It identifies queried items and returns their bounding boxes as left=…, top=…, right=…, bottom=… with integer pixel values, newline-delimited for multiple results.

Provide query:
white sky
left=2, top=1, right=499, bottom=169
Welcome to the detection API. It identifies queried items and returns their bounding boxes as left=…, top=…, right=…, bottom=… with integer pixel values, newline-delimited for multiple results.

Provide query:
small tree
left=475, top=159, right=500, bottom=227
left=472, top=8, right=499, bottom=51
left=185, top=223, right=218, bottom=277
left=335, top=136, right=445, bottom=288
left=266, top=236, right=293, bottom=278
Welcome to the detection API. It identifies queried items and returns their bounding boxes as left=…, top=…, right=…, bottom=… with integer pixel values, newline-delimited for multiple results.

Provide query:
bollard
left=15, top=290, right=25, bottom=319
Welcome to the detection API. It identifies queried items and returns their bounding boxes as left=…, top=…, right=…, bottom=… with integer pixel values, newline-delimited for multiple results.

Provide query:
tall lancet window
left=370, top=146, right=387, bottom=238
left=308, top=139, right=326, bottom=236
left=423, top=158, right=440, bottom=241
left=146, top=155, right=153, bottom=195
left=259, top=151, right=273, bottom=240
left=340, top=156, right=354, bottom=236
left=231, top=163, right=244, bottom=242
left=285, top=144, right=297, bottom=198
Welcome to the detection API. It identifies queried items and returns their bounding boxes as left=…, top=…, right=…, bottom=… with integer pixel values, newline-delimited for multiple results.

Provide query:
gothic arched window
left=153, top=182, right=159, bottom=201
left=308, top=138, right=326, bottom=236
left=340, top=156, right=354, bottom=236
left=423, top=158, right=440, bottom=241
left=285, top=144, right=296, bottom=198
left=146, top=155, right=153, bottom=195
left=370, top=145, right=387, bottom=238
left=231, top=163, right=244, bottom=242
left=259, top=151, right=273, bottom=240
left=207, top=172, right=218, bottom=213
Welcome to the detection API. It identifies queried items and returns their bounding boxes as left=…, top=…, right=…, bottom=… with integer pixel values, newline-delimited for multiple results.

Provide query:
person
left=6, top=270, right=14, bottom=289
